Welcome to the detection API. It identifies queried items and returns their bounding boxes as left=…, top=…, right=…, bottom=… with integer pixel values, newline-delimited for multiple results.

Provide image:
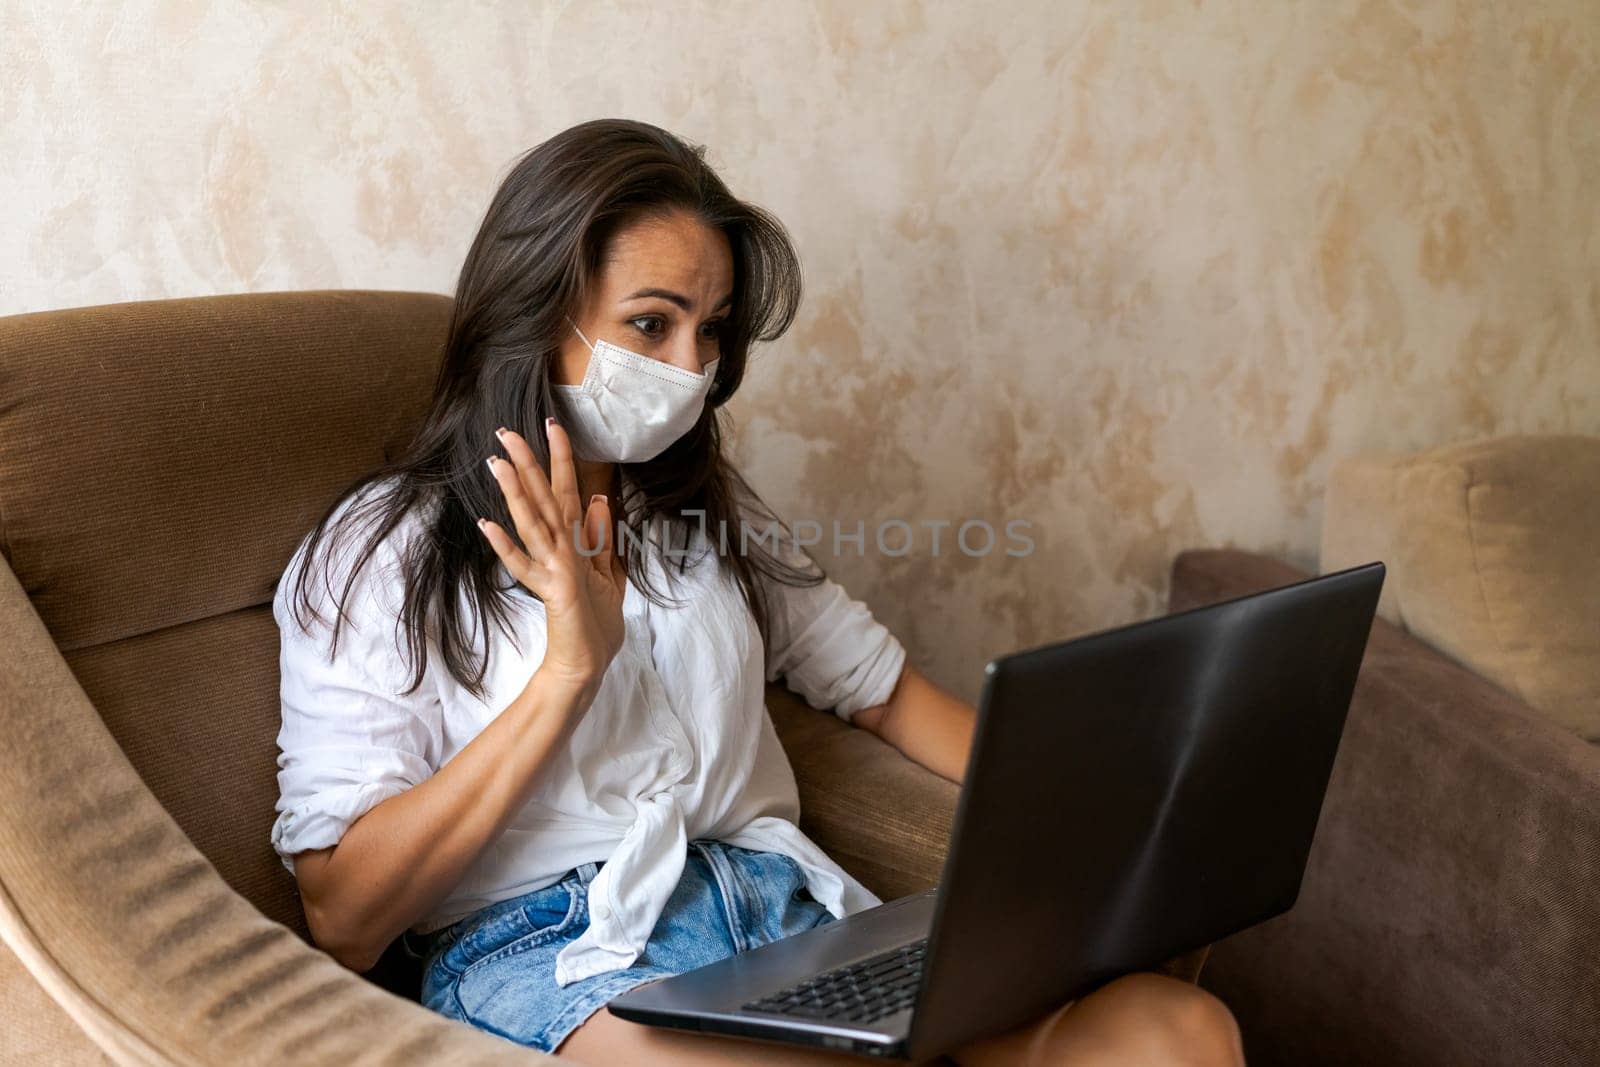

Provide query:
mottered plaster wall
left=5, top=1, right=1596, bottom=700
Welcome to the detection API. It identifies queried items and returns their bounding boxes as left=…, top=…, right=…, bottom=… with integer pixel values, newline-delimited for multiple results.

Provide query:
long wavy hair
left=280, top=118, right=823, bottom=700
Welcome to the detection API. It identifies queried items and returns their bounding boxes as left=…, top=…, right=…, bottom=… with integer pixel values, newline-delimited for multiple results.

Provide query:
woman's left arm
left=851, top=663, right=976, bottom=785
left=737, top=486, right=976, bottom=781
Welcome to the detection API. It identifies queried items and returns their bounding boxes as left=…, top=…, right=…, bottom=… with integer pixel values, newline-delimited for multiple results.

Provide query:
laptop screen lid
left=906, top=562, right=1385, bottom=1060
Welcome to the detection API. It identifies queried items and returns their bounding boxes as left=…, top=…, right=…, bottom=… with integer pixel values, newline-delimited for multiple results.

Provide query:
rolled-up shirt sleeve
left=747, top=500, right=908, bottom=723
left=269, top=522, right=442, bottom=876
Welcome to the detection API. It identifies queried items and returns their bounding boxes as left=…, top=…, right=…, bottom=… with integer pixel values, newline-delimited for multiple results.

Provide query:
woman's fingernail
left=494, top=427, right=507, bottom=439
left=546, top=416, right=558, bottom=431
left=592, top=494, right=606, bottom=506
left=475, top=517, right=488, bottom=532
left=485, top=456, right=497, bottom=473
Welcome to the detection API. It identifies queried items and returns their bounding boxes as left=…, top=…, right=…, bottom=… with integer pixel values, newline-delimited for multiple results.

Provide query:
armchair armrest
left=1169, top=549, right=1600, bottom=1066
left=766, top=682, right=958, bottom=901
left=0, top=560, right=547, bottom=1064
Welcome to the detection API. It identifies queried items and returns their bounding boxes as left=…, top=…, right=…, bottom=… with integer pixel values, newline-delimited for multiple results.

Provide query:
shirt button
left=594, top=898, right=610, bottom=919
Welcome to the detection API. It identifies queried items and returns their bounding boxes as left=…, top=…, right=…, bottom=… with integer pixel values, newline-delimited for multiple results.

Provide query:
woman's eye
left=629, top=316, right=665, bottom=338
left=700, top=319, right=727, bottom=340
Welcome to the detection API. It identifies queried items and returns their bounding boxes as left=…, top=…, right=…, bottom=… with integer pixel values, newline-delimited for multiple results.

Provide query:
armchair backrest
left=0, top=290, right=452, bottom=937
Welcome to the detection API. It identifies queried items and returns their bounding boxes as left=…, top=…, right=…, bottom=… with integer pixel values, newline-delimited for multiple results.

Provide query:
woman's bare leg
left=556, top=972, right=1243, bottom=1066
left=949, top=973, right=1244, bottom=1067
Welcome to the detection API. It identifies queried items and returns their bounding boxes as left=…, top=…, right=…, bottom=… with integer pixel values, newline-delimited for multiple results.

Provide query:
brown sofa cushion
left=1320, top=435, right=1600, bottom=742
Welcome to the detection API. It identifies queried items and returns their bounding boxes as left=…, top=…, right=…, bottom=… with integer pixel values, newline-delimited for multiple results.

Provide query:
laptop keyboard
left=741, top=937, right=927, bottom=1026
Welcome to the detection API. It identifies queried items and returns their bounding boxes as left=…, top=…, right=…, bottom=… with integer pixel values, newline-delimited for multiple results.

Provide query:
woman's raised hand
left=478, top=419, right=627, bottom=695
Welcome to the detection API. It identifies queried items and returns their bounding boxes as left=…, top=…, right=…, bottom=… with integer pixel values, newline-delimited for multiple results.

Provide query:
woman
left=270, top=118, right=1243, bottom=1065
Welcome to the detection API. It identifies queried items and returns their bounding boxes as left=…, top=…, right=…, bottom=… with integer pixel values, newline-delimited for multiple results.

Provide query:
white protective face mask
left=552, top=319, right=720, bottom=463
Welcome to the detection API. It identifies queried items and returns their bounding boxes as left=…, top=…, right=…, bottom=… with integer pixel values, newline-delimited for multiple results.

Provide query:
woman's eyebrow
left=623, top=287, right=734, bottom=312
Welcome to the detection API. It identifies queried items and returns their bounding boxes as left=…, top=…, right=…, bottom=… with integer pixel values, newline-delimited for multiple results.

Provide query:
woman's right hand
left=478, top=418, right=627, bottom=697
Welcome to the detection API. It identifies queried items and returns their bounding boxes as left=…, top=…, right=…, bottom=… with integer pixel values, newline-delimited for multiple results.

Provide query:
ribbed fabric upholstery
left=1, top=291, right=450, bottom=951
left=0, top=546, right=551, bottom=1064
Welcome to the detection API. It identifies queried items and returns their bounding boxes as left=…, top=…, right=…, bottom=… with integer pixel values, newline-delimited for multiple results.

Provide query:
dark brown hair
left=281, top=118, right=821, bottom=700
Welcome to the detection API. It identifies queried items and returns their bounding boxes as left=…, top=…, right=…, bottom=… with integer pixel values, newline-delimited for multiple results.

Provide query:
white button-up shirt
left=270, top=479, right=906, bottom=987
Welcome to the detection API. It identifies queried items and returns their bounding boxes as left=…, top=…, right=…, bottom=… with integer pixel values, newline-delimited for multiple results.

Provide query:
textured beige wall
left=5, top=2, right=1597, bottom=701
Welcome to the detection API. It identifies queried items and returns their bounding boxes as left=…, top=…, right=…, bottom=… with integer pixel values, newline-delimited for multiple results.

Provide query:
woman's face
left=556, top=209, right=734, bottom=387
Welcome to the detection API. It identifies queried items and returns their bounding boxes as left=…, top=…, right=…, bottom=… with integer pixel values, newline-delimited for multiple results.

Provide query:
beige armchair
left=0, top=291, right=1204, bottom=1063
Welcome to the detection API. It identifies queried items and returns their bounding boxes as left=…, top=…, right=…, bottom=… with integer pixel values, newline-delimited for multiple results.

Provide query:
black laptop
left=608, top=561, right=1386, bottom=1060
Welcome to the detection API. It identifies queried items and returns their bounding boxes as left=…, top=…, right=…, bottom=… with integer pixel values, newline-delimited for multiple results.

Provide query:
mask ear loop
left=564, top=316, right=597, bottom=352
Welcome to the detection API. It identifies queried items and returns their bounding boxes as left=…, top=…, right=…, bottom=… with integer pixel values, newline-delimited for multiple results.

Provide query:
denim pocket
left=442, top=877, right=581, bottom=980
left=776, top=853, right=818, bottom=903
left=721, top=844, right=799, bottom=894
left=792, top=866, right=820, bottom=905
left=713, top=843, right=834, bottom=952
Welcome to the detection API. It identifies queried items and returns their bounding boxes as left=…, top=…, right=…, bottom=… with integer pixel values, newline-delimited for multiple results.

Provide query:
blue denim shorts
left=402, top=838, right=838, bottom=1054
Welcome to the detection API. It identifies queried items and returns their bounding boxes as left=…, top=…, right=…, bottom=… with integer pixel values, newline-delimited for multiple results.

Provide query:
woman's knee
left=1098, top=972, right=1243, bottom=1067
